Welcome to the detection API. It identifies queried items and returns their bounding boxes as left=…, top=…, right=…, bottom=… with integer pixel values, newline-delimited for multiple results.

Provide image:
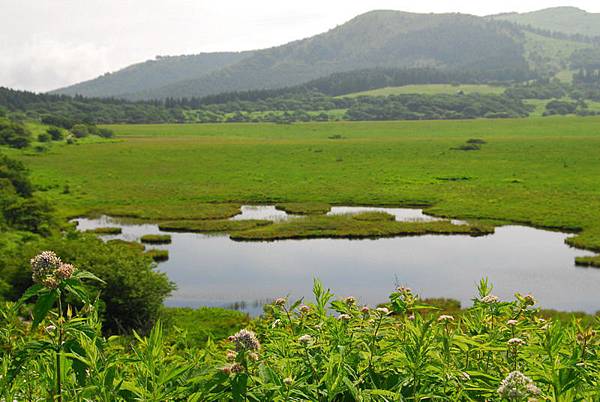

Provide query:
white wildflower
left=437, top=314, right=454, bottom=323
left=497, top=371, right=541, bottom=399
left=481, top=294, right=499, bottom=304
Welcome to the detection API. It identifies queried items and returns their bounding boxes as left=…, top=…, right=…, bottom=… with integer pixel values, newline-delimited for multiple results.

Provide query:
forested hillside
left=53, top=11, right=533, bottom=101
left=492, top=7, right=600, bottom=37
left=50, top=52, right=253, bottom=99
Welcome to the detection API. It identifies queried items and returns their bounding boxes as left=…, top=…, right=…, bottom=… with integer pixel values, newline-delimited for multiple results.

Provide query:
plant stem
left=56, top=294, right=63, bottom=402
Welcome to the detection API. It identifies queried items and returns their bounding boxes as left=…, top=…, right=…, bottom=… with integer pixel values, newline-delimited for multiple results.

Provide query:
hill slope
left=51, top=51, right=253, bottom=98
left=491, top=7, right=600, bottom=37
left=53, top=11, right=531, bottom=100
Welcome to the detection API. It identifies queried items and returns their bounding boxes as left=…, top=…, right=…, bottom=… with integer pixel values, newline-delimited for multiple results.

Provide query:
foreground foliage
left=2, top=261, right=599, bottom=401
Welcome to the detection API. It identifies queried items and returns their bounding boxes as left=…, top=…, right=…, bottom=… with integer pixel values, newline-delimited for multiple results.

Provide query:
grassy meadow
left=9, top=116, right=600, bottom=255
left=343, top=84, right=506, bottom=97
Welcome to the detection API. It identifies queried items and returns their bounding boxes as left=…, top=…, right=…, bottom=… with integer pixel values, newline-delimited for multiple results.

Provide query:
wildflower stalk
left=359, top=313, right=384, bottom=379
left=56, top=293, right=63, bottom=402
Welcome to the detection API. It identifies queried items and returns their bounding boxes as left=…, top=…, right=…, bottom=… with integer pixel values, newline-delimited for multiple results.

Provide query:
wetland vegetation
left=2, top=4, right=600, bottom=400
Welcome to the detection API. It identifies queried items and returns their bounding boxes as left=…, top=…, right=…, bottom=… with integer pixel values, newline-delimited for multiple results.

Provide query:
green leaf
left=15, top=283, right=43, bottom=307
left=73, top=269, right=105, bottom=284
left=32, top=290, right=57, bottom=329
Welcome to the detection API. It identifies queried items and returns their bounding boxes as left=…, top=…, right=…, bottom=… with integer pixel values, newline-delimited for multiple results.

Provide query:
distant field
left=524, top=99, right=600, bottom=117
left=8, top=117, right=600, bottom=253
left=342, top=84, right=506, bottom=97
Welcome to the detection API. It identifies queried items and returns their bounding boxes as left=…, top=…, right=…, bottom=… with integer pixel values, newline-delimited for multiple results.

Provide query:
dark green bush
left=97, top=128, right=115, bottom=138
left=38, top=132, right=52, bottom=142
left=0, top=233, right=175, bottom=334
left=70, top=124, right=89, bottom=138
left=0, top=118, right=31, bottom=149
left=46, top=126, right=64, bottom=141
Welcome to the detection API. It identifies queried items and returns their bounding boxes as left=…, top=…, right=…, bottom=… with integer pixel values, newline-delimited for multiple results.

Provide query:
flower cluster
left=497, top=371, right=541, bottom=400
left=437, top=314, right=454, bottom=323
left=508, top=337, right=525, bottom=347
left=376, top=307, right=390, bottom=316
left=231, top=329, right=261, bottom=352
left=480, top=294, right=499, bottom=304
left=337, top=313, right=351, bottom=321
left=30, top=251, right=76, bottom=289
left=298, top=334, right=313, bottom=345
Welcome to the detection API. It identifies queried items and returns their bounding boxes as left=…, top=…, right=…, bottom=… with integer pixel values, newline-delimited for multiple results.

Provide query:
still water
left=75, top=206, right=599, bottom=314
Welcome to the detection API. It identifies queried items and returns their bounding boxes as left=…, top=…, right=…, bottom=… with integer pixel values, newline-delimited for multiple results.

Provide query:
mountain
left=52, top=9, right=596, bottom=101
left=491, top=7, right=600, bottom=37
left=51, top=51, right=253, bottom=98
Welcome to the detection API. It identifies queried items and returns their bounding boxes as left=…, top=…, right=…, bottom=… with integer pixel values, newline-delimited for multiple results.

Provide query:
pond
left=75, top=207, right=599, bottom=315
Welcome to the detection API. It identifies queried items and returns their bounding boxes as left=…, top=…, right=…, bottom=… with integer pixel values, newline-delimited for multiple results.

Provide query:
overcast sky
left=1, top=0, right=598, bottom=92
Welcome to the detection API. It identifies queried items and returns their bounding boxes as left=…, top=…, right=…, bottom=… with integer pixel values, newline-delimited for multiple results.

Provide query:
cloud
left=1, top=0, right=600, bottom=92
left=0, top=39, right=113, bottom=92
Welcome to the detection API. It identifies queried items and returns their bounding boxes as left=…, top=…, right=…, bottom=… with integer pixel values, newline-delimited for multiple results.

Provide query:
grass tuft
left=140, top=234, right=172, bottom=244
left=106, top=239, right=145, bottom=251
left=575, top=255, right=600, bottom=268
left=85, top=227, right=122, bottom=235
left=231, top=214, right=494, bottom=241
left=145, top=249, right=169, bottom=262
left=158, top=219, right=271, bottom=233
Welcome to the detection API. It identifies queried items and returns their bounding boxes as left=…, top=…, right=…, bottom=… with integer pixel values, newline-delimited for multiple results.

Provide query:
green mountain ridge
left=51, top=8, right=597, bottom=101
left=490, top=6, right=600, bottom=37
left=51, top=51, right=253, bottom=98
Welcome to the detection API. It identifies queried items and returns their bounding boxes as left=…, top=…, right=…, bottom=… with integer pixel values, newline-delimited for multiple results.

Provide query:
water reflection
left=75, top=209, right=599, bottom=314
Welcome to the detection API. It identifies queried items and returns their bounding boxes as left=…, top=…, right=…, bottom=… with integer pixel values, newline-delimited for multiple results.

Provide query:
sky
left=1, top=0, right=599, bottom=92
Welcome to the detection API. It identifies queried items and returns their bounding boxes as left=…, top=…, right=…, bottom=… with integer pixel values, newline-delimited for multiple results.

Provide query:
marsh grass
left=231, top=214, right=494, bottom=241
left=145, top=249, right=169, bottom=262
left=140, top=234, right=172, bottom=244
left=158, top=219, right=271, bottom=233
left=12, top=118, right=600, bottom=253
left=275, top=202, right=331, bottom=215
left=97, top=203, right=242, bottom=221
left=106, top=239, right=145, bottom=251
left=160, top=307, right=250, bottom=347
left=85, top=227, right=122, bottom=235
left=575, top=255, right=600, bottom=268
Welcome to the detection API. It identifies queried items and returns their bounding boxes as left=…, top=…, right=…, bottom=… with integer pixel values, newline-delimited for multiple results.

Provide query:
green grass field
left=343, top=84, right=505, bottom=97
left=9, top=117, right=600, bottom=254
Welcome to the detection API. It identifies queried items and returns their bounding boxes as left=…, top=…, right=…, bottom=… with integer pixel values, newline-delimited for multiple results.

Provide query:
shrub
left=97, top=128, right=115, bottom=138
left=70, top=124, right=89, bottom=138
left=37, top=132, right=52, bottom=142
left=0, top=234, right=174, bottom=334
left=46, top=126, right=63, bottom=141
left=41, top=114, right=74, bottom=129
left=0, top=118, right=31, bottom=148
